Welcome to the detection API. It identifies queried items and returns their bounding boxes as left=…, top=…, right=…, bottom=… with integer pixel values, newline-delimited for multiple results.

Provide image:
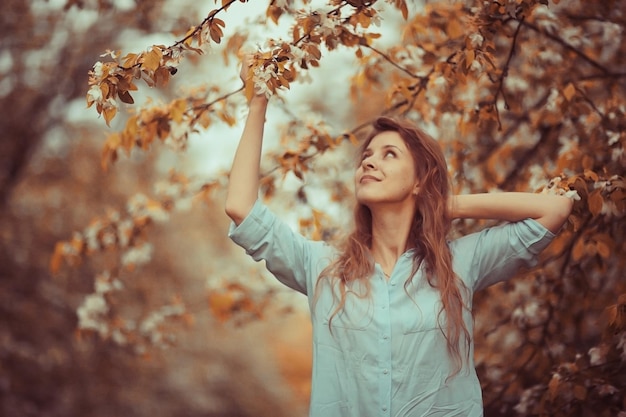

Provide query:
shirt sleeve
left=451, top=218, right=556, bottom=292
left=228, top=200, right=331, bottom=296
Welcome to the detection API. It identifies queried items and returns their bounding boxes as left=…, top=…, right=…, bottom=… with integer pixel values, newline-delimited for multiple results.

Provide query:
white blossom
left=588, top=346, right=607, bottom=366
left=546, top=87, right=560, bottom=111
left=61, top=241, right=78, bottom=256
left=77, top=293, right=109, bottom=336
left=370, top=12, right=382, bottom=27
left=469, top=59, right=482, bottom=74
left=468, top=32, right=484, bottom=48
left=139, top=303, right=185, bottom=345
left=174, top=197, right=193, bottom=211
left=99, top=49, right=119, bottom=59
left=289, top=45, right=307, bottom=62
left=92, top=61, right=104, bottom=78
left=127, top=193, right=169, bottom=222
left=83, top=221, right=101, bottom=251
left=117, top=219, right=133, bottom=247
left=533, top=5, right=558, bottom=35
left=154, top=180, right=183, bottom=199
left=564, top=189, right=581, bottom=201
left=121, top=243, right=153, bottom=267
left=514, top=385, right=543, bottom=414
left=558, top=134, right=578, bottom=156
left=560, top=26, right=584, bottom=48
left=607, top=130, right=620, bottom=146
left=504, top=75, right=529, bottom=93
left=164, top=121, right=189, bottom=151
left=537, top=49, right=563, bottom=66
left=317, top=13, right=341, bottom=37
left=598, top=384, right=618, bottom=397
left=612, top=147, right=624, bottom=162
left=111, top=329, right=127, bottom=346
left=86, top=84, right=103, bottom=104
left=512, top=300, right=548, bottom=329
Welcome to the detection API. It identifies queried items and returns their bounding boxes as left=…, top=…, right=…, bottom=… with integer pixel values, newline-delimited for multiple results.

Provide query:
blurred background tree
left=1, top=0, right=624, bottom=416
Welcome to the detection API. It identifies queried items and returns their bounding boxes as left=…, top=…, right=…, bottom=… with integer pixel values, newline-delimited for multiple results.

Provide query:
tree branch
left=490, top=17, right=525, bottom=131
left=521, top=20, right=612, bottom=74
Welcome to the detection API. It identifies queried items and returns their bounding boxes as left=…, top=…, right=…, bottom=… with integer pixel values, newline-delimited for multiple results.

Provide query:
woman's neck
left=369, top=204, right=415, bottom=274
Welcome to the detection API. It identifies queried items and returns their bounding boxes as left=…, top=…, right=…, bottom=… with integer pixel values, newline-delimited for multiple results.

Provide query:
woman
left=225, top=59, right=573, bottom=417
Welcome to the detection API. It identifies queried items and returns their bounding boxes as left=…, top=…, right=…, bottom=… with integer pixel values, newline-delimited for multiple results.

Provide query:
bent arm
left=449, top=192, right=573, bottom=234
left=225, top=95, right=268, bottom=225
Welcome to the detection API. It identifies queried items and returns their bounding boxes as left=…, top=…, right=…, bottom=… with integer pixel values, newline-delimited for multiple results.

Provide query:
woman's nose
left=361, top=156, right=375, bottom=170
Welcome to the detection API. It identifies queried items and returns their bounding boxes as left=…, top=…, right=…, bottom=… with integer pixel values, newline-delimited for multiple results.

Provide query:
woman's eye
left=385, top=150, right=396, bottom=158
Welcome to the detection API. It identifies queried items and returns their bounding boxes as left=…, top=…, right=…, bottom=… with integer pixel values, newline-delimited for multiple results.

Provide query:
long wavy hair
left=317, top=116, right=471, bottom=376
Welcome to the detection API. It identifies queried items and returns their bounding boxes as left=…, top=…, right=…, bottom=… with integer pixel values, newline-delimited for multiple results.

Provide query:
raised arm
left=225, top=58, right=269, bottom=225
left=449, top=192, right=573, bottom=234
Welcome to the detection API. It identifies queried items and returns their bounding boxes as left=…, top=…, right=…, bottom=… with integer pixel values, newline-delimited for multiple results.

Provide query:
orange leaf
left=466, top=50, right=475, bottom=69
left=49, top=242, right=65, bottom=274
left=447, top=19, right=465, bottom=39
left=573, top=385, right=587, bottom=401
left=571, top=237, right=585, bottom=262
left=588, top=190, right=603, bottom=216
left=118, top=89, right=134, bottom=104
left=563, top=83, right=576, bottom=101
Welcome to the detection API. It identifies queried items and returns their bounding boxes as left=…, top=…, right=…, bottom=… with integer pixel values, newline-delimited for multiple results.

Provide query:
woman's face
left=354, top=131, right=420, bottom=208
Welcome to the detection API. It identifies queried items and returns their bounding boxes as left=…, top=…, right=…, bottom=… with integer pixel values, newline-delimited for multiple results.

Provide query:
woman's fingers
left=239, top=54, right=255, bottom=83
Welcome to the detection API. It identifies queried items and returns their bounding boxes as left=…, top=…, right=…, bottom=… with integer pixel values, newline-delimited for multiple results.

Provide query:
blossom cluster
left=76, top=271, right=123, bottom=337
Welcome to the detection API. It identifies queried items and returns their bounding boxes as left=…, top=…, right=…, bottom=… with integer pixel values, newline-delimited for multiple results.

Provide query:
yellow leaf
left=142, top=48, right=162, bottom=72
left=183, top=26, right=196, bottom=47
left=208, top=291, right=235, bottom=322
left=103, top=106, right=117, bottom=126
left=170, top=99, right=188, bottom=123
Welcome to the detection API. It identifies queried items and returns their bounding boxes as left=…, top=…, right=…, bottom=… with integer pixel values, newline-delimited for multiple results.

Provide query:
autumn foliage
left=3, top=0, right=624, bottom=416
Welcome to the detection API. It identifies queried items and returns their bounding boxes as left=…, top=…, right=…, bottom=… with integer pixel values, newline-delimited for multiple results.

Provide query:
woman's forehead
left=365, top=131, right=407, bottom=151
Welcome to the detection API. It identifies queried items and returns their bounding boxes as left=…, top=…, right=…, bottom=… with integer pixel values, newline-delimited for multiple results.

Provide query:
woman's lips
left=360, top=175, right=381, bottom=183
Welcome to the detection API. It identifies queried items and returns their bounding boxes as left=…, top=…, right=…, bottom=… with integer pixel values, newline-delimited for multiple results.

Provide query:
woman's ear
left=412, top=183, right=420, bottom=195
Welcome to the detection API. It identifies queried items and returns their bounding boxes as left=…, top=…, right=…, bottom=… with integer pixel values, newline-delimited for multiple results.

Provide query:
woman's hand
left=239, top=54, right=254, bottom=85
left=239, top=54, right=269, bottom=104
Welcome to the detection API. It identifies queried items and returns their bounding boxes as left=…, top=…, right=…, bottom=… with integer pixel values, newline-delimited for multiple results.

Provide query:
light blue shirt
left=229, top=200, right=555, bottom=417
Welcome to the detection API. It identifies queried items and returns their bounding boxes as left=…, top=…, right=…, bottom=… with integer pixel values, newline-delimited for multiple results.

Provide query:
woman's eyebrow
left=381, top=144, right=404, bottom=153
left=364, top=144, right=403, bottom=153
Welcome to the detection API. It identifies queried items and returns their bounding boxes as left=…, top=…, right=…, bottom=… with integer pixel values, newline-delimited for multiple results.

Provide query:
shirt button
left=383, top=335, right=389, bottom=340
left=382, top=407, right=388, bottom=411
left=383, top=369, right=389, bottom=375
left=381, top=305, right=386, bottom=310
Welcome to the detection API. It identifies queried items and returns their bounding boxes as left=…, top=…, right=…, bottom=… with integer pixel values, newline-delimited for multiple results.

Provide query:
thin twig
left=491, top=17, right=525, bottom=131
left=363, top=44, right=421, bottom=79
